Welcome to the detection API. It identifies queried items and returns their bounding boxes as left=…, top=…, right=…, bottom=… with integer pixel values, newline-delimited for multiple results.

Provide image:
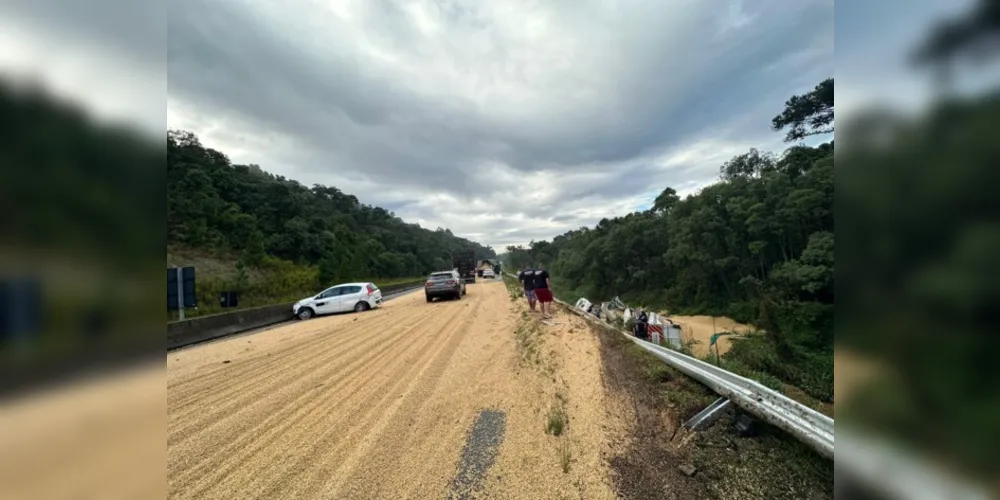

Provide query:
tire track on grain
left=167, top=299, right=431, bottom=423
left=330, top=297, right=499, bottom=500
left=168, top=301, right=432, bottom=404
left=168, top=304, right=440, bottom=421
left=171, top=330, right=441, bottom=499
left=168, top=310, right=440, bottom=445
left=273, top=298, right=483, bottom=499
left=171, top=299, right=474, bottom=499
left=168, top=297, right=426, bottom=392
left=169, top=314, right=456, bottom=494
left=168, top=302, right=438, bottom=413
left=176, top=307, right=470, bottom=500
left=362, top=292, right=512, bottom=499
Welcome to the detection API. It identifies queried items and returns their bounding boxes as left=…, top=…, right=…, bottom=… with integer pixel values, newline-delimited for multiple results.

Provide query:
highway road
left=168, top=279, right=624, bottom=500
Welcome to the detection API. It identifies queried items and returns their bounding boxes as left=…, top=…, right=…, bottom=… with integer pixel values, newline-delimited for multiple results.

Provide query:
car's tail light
left=425, top=281, right=434, bottom=287
left=366, top=284, right=375, bottom=295
left=446, top=280, right=457, bottom=285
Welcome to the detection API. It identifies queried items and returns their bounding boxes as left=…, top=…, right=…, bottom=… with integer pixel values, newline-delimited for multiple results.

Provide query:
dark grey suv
left=424, top=270, right=466, bottom=302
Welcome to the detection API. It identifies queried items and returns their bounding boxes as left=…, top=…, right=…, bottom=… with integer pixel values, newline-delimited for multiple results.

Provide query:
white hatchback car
left=293, top=282, right=383, bottom=320
left=482, top=269, right=495, bottom=279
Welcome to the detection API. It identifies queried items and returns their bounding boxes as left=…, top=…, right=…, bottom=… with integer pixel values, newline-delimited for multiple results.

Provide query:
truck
left=452, top=250, right=477, bottom=284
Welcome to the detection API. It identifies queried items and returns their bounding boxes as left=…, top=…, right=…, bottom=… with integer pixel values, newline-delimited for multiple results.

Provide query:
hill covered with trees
left=168, top=130, right=495, bottom=315
left=503, top=79, right=835, bottom=401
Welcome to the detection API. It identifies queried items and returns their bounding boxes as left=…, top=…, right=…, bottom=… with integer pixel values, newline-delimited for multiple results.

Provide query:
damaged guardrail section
left=552, top=296, right=835, bottom=459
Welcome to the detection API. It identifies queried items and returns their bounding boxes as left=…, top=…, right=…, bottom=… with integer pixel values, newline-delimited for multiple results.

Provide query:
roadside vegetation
left=501, top=272, right=524, bottom=301
left=166, top=247, right=423, bottom=320
left=501, top=79, right=834, bottom=404
left=513, top=311, right=544, bottom=368
left=168, top=131, right=495, bottom=319
left=509, top=293, right=575, bottom=477
left=545, top=392, right=568, bottom=437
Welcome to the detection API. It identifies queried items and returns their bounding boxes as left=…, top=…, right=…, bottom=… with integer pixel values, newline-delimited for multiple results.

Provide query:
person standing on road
left=519, top=267, right=538, bottom=312
left=532, top=263, right=554, bottom=319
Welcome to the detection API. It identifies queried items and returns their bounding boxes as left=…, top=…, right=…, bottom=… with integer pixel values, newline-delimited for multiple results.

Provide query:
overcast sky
left=3, top=0, right=978, bottom=250
left=163, top=0, right=838, bottom=250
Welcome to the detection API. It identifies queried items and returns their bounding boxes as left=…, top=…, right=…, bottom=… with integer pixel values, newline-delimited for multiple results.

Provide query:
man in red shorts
left=532, top=263, right=554, bottom=319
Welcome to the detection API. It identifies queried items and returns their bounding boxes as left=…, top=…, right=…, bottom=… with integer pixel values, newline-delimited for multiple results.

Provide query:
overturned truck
left=574, top=295, right=682, bottom=348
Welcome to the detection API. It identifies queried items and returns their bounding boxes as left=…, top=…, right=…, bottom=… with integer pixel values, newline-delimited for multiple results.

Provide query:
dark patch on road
left=448, top=409, right=507, bottom=500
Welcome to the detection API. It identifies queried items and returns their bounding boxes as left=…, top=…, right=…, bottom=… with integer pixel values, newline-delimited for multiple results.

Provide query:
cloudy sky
left=163, top=0, right=839, bottom=249
left=1, top=0, right=979, bottom=250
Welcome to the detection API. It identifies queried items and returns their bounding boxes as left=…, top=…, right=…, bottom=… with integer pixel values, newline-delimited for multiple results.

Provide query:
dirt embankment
left=591, top=320, right=833, bottom=500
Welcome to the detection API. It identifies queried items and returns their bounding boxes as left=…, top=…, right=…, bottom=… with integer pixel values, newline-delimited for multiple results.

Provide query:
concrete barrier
left=167, top=301, right=295, bottom=350
left=167, top=280, right=424, bottom=350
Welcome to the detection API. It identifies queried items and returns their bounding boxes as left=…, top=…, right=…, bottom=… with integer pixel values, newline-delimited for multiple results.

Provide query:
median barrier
left=167, top=280, right=424, bottom=349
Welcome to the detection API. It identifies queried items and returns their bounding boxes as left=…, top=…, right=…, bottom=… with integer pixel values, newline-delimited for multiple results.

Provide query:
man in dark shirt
left=634, top=307, right=649, bottom=340
left=519, top=268, right=537, bottom=312
left=532, top=263, right=553, bottom=319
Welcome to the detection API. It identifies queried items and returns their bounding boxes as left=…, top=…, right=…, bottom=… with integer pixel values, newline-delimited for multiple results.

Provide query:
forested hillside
left=504, top=79, right=835, bottom=401
left=168, top=130, right=495, bottom=279
left=167, top=130, right=495, bottom=318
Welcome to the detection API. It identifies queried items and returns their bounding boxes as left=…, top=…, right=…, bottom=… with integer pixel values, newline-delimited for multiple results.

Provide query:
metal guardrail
left=635, top=329, right=834, bottom=458
left=549, top=295, right=835, bottom=459
left=499, top=272, right=834, bottom=456
left=502, top=273, right=992, bottom=497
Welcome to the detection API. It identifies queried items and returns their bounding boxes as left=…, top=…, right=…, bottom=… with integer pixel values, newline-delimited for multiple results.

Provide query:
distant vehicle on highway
left=424, top=270, right=466, bottom=302
left=482, top=269, right=495, bottom=279
left=293, top=282, right=383, bottom=320
left=452, top=250, right=477, bottom=284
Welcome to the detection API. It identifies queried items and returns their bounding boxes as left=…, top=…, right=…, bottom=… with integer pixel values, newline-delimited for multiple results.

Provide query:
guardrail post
left=683, top=397, right=732, bottom=431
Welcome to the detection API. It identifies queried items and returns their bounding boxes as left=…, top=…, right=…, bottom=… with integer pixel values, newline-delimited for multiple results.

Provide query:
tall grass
left=722, top=334, right=833, bottom=402
left=502, top=272, right=524, bottom=301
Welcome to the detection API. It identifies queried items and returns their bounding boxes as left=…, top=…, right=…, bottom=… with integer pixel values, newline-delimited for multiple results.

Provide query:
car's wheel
left=354, top=301, right=369, bottom=313
left=297, top=307, right=314, bottom=320
left=426, top=294, right=433, bottom=303
left=455, top=292, right=462, bottom=300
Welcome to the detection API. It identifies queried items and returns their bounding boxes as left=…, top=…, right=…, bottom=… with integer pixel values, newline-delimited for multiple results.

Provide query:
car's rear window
left=430, top=273, right=453, bottom=279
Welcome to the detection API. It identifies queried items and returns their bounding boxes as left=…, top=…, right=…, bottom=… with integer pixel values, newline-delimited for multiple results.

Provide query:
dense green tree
left=651, top=187, right=679, bottom=214
left=167, top=131, right=495, bottom=282
left=771, top=78, right=834, bottom=142
left=502, top=79, right=835, bottom=400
